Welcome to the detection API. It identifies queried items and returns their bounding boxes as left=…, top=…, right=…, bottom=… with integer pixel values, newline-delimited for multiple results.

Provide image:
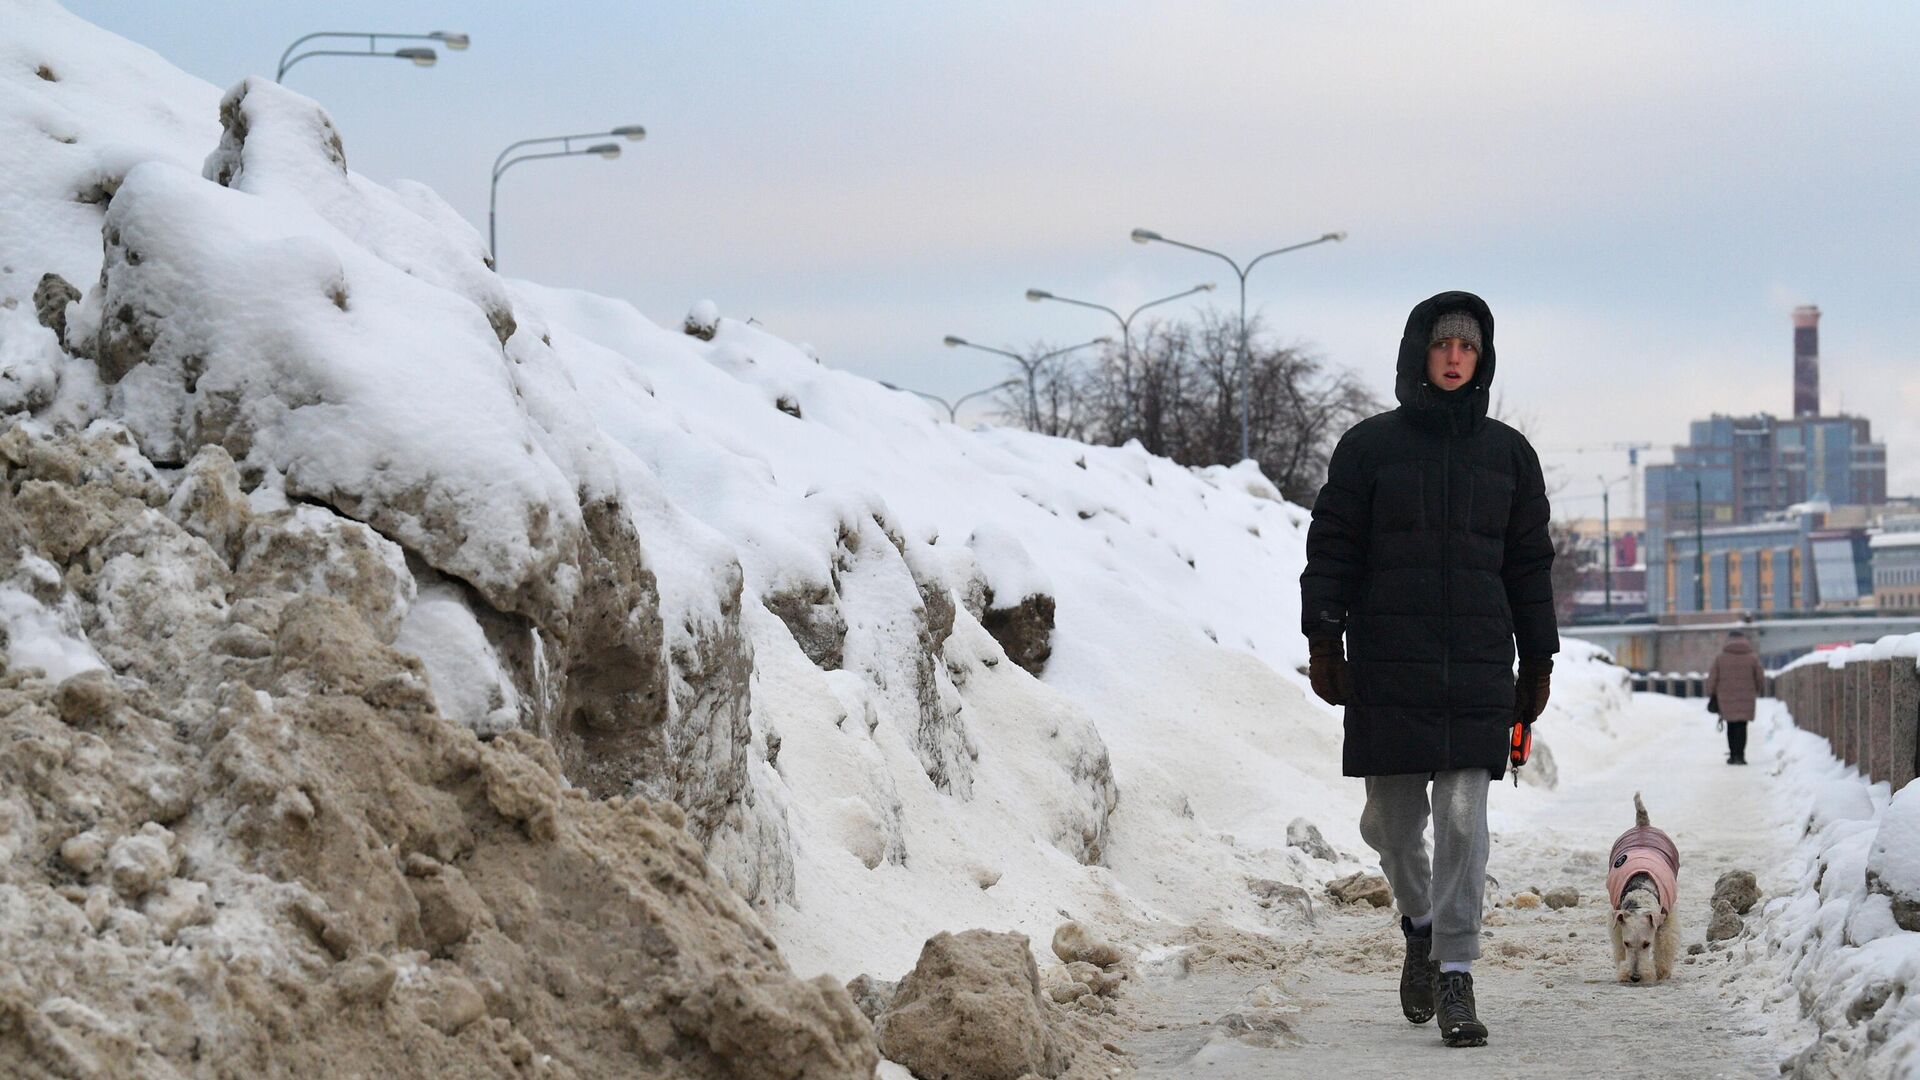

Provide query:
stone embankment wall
left=1774, top=657, right=1919, bottom=792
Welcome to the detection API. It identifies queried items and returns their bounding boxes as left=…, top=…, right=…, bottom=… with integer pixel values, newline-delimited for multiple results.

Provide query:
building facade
left=1871, top=516, right=1920, bottom=611
left=1660, top=515, right=1811, bottom=614
left=1645, top=414, right=1887, bottom=613
left=1561, top=515, right=1646, bottom=618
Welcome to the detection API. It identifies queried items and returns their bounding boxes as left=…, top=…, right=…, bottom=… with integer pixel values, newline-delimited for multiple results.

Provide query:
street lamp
left=275, top=30, right=469, bottom=82
left=1131, top=227, right=1345, bottom=462
left=1597, top=474, right=1630, bottom=615
left=1694, top=474, right=1707, bottom=612
left=489, top=125, right=646, bottom=268
left=880, top=379, right=1022, bottom=423
left=1025, top=283, right=1214, bottom=446
left=942, top=336, right=1111, bottom=432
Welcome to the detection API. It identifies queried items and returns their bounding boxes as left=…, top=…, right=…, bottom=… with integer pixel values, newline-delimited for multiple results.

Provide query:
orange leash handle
left=1509, top=721, right=1532, bottom=787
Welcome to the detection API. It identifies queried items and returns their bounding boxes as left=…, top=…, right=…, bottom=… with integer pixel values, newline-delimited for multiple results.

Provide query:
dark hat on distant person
left=1728, top=629, right=1747, bottom=638
left=1429, top=311, right=1483, bottom=351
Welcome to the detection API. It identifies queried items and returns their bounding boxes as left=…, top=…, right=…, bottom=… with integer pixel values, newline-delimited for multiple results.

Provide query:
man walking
left=1299, top=291, right=1557, bottom=1048
left=1705, top=630, right=1765, bottom=764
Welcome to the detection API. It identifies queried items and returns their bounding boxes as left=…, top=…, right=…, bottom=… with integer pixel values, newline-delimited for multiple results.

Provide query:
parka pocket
left=1468, top=466, right=1514, bottom=537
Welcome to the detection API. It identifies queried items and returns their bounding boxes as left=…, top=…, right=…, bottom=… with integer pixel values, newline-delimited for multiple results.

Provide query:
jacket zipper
left=1441, top=425, right=1452, bottom=766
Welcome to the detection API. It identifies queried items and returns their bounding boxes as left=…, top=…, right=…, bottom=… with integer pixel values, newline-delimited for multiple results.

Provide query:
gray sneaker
left=1398, top=916, right=1436, bottom=1024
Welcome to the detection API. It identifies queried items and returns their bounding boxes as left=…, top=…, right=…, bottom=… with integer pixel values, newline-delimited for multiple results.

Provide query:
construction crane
left=1542, top=441, right=1655, bottom=517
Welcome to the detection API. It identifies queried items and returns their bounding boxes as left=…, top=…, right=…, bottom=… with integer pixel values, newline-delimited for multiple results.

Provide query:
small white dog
left=1607, top=793, right=1679, bottom=984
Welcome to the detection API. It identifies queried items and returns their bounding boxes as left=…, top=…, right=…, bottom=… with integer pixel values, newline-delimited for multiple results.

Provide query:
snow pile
left=1744, top=705, right=1920, bottom=1079
left=0, top=423, right=875, bottom=1078
left=1778, top=633, right=1920, bottom=675
left=1870, top=789, right=1920, bottom=929
left=1494, top=637, right=1631, bottom=794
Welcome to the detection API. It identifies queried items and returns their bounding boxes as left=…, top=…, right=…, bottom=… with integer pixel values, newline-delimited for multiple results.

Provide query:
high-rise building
left=1643, top=307, right=1888, bottom=614
left=1645, top=414, right=1886, bottom=612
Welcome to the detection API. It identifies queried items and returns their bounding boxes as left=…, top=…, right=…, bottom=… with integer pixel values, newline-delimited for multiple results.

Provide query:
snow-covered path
left=1120, top=693, right=1797, bottom=1078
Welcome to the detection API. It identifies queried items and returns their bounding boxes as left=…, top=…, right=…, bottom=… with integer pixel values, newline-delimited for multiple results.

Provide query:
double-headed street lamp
left=880, top=380, right=1022, bottom=423
left=489, top=126, right=647, bottom=268
left=276, top=30, right=469, bottom=82
left=1024, top=282, right=1214, bottom=443
left=1131, top=227, right=1345, bottom=462
left=942, top=336, right=1111, bottom=432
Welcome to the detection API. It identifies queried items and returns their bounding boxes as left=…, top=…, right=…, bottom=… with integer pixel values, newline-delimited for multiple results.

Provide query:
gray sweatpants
left=1358, top=768, right=1490, bottom=962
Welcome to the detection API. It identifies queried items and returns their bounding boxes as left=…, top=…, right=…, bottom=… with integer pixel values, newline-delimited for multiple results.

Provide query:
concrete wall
left=1628, top=672, right=1712, bottom=698
left=1774, top=656, right=1919, bottom=793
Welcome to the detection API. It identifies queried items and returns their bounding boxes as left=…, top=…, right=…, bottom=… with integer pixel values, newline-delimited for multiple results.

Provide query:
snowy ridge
left=1748, top=707, right=1920, bottom=1079
left=0, top=0, right=1644, bottom=1004
left=1777, top=633, right=1920, bottom=675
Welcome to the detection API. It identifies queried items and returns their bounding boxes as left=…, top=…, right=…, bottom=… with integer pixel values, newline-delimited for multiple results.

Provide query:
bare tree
left=1497, top=399, right=1579, bottom=620
left=985, top=341, right=1093, bottom=439
left=1546, top=520, right=1583, bottom=622
left=992, top=312, right=1379, bottom=505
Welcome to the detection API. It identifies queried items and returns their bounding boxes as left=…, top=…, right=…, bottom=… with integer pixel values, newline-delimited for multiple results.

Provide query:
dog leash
left=1509, top=720, right=1532, bottom=787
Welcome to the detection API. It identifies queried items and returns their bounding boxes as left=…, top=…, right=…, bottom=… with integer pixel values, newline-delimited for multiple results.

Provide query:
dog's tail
left=1634, top=792, right=1649, bottom=827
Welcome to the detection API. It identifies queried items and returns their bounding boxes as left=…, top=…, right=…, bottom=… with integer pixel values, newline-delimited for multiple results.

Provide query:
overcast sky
left=63, top=1, right=1920, bottom=510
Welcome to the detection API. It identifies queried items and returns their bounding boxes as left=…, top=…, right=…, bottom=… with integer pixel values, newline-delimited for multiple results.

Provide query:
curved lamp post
left=489, top=125, right=646, bottom=268
left=942, top=336, right=1111, bottom=431
left=1131, top=227, right=1345, bottom=461
left=276, top=30, right=468, bottom=82
left=880, top=379, right=1022, bottom=423
left=1024, top=282, right=1214, bottom=439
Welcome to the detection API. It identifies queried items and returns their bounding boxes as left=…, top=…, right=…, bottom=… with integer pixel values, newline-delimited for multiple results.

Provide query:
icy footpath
left=1122, top=686, right=1806, bottom=1078
left=1747, top=698, right=1920, bottom=1080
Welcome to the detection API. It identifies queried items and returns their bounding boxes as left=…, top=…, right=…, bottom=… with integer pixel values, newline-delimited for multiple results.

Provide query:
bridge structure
left=1567, top=613, right=1920, bottom=677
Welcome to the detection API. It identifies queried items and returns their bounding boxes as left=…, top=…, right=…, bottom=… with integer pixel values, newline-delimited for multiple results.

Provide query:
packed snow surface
left=1738, top=700, right=1920, bottom=1080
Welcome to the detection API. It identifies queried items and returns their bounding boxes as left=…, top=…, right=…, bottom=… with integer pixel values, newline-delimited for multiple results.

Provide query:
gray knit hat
left=1429, top=311, right=1483, bottom=350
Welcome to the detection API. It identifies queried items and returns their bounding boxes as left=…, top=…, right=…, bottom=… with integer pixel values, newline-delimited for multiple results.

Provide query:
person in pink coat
left=1705, top=630, right=1766, bottom=765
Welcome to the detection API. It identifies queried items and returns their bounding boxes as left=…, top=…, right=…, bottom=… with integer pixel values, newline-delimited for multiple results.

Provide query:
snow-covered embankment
left=1751, top=637, right=1920, bottom=1080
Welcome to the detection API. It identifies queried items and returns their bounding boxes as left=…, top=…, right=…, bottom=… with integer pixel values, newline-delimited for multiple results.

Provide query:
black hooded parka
left=1299, top=291, right=1557, bottom=780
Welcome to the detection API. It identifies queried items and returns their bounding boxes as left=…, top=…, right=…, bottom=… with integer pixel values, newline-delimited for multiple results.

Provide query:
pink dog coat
left=1606, top=825, right=1680, bottom=913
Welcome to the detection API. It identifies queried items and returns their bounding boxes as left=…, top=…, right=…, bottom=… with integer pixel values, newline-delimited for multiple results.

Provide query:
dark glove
left=1514, top=656, right=1553, bottom=723
left=1308, top=635, right=1351, bottom=707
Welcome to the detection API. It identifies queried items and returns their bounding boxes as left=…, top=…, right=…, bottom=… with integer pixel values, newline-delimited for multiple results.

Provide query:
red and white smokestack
left=1793, top=305, right=1820, bottom=418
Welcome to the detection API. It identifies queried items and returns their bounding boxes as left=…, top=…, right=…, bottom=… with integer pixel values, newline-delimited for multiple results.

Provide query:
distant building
left=1808, top=526, right=1875, bottom=609
left=1655, top=506, right=1894, bottom=615
left=1661, top=512, right=1813, bottom=614
left=1561, top=515, right=1646, bottom=618
left=1870, top=515, right=1920, bottom=611
left=1648, top=414, right=1886, bottom=527
left=1645, top=415, right=1887, bottom=613
left=1828, top=500, right=1920, bottom=530
left=1643, top=307, right=1889, bottom=614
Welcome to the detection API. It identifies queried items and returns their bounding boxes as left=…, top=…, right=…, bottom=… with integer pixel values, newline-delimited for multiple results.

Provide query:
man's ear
left=1615, top=910, right=1628, bottom=925
left=1651, top=911, right=1667, bottom=930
